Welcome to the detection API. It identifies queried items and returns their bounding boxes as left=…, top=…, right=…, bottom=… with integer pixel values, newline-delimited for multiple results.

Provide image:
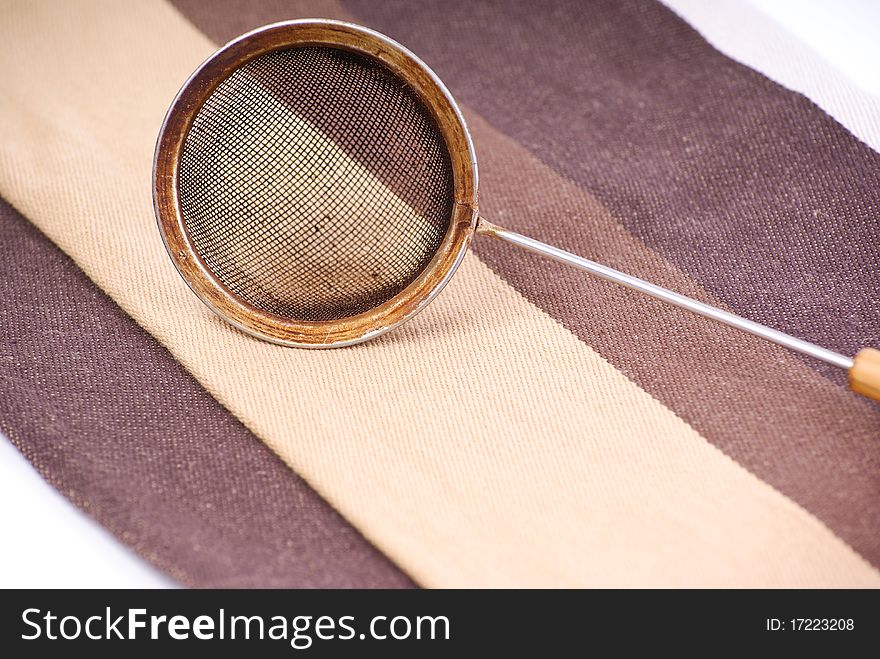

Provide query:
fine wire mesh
left=177, top=46, right=455, bottom=322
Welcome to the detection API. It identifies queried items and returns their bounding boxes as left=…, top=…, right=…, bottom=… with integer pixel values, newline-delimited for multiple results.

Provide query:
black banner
left=0, top=589, right=875, bottom=655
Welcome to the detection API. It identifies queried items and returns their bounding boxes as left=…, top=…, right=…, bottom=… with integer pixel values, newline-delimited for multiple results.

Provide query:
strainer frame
left=153, top=19, right=478, bottom=347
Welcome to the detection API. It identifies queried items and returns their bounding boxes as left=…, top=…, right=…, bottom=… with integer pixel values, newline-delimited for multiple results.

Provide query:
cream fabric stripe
left=0, top=0, right=876, bottom=586
left=662, top=0, right=880, bottom=152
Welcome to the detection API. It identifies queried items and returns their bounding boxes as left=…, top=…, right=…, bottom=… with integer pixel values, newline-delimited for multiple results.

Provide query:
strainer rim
left=153, top=19, right=478, bottom=347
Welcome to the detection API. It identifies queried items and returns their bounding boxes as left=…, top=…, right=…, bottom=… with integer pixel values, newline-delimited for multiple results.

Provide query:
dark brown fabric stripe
left=169, top=0, right=880, bottom=568
left=343, top=0, right=880, bottom=389
left=169, top=0, right=350, bottom=41
left=0, top=198, right=414, bottom=588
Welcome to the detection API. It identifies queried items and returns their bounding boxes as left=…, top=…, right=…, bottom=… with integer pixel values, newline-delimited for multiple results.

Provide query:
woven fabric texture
left=0, top=0, right=878, bottom=586
left=663, top=0, right=880, bottom=153
left=0, top=199, right=413, bottom=588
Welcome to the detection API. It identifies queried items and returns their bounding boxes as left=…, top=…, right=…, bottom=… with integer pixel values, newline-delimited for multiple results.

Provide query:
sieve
left=154, top=20, right=880, bottom=402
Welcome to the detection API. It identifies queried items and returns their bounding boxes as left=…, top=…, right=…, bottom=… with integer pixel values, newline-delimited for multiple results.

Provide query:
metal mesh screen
left=177, top=46, right=455, bottom=322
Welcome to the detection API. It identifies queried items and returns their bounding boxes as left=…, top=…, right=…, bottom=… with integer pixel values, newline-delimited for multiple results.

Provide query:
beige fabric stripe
left=0, top=0, right=876, bottom=586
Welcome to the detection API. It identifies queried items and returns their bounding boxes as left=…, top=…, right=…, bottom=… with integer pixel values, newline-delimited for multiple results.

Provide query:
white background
left=1, top=0, right=878, bottom=588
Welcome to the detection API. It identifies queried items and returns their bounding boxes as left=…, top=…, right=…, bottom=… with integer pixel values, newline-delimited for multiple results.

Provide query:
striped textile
left=0, top=0, right=878, bottom=587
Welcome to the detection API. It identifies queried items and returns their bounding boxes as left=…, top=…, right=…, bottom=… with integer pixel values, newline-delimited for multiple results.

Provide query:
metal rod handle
left=477, top=219, right=854, bottom=371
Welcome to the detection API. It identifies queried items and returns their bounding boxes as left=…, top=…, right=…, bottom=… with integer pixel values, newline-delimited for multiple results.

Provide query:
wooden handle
left=849, top=348, right=880, bottom=402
